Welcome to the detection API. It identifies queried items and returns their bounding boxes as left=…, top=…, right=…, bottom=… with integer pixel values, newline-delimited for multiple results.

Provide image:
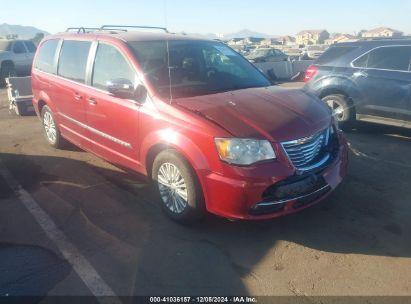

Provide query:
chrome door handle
left=88, top=98, right=97, bottom=105
left=74, top=92, right=83, bottom=100
left=353, top=71, right=368, bottom=78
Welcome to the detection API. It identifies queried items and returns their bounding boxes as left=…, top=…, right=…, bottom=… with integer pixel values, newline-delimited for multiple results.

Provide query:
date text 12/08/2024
left=149, top=297, right=258, bottom=303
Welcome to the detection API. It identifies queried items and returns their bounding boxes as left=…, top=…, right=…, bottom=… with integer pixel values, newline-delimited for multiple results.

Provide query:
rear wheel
left=322, top=94, right=355, bottom=129
left=152, top=150, right=205, bottom=223
left=41, top=105, right=65, bottom=149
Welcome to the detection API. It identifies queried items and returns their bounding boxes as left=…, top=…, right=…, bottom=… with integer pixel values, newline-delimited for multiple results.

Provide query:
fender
left=140, top=128, right=212, bottom=175
left=308, top=74, right=362, bottom=102
left=37, top=90, right=55, bottom=110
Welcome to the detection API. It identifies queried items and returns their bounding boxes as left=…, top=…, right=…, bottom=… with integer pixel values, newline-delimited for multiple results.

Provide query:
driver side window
left=92, top=43, right=136, bottom=91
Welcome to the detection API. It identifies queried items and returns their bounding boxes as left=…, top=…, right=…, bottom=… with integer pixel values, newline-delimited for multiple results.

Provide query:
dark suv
left=304, top=38, right=411, bottom=129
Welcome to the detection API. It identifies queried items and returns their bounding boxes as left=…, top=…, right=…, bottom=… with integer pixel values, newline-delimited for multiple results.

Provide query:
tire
left=152, top=149, right=205, bottom=223
left=321, top=94, right=355, bottom=129
left=41, top=105, right=64, bottom=149
left=0, top=63, right=17, bottom=88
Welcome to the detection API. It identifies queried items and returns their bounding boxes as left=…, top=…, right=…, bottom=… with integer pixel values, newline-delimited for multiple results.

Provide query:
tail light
left=304, top=65, right=318, bottom=82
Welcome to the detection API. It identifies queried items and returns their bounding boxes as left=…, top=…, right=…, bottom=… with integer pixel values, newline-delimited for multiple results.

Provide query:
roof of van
left=54, top=30, right=214, bottom=43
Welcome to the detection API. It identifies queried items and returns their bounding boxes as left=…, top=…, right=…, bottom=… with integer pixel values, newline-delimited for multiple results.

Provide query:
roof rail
left=66, top=27, right=100, bottom=33
left=359, top=36, right=411, bottom=41
left=100, top=25, right=168, bottom=33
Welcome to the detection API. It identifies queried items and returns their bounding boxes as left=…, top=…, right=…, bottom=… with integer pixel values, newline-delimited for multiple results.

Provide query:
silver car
left=301, top=45, right=329, bottom=60
left=246, top=48, right=288, bottom=63
left=0, top=39, right=36, bottom=86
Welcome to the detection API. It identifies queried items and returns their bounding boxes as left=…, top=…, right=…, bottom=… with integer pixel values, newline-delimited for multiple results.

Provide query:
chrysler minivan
left=32, top=26, right=348, bottom=222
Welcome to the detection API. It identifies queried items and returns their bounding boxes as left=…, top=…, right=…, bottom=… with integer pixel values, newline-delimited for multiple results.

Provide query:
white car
left=0, top=39, right=36, bottom=86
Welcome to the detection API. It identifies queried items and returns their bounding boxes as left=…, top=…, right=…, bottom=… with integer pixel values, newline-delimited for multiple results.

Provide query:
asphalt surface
left=0, top=85, right=411, bottom=301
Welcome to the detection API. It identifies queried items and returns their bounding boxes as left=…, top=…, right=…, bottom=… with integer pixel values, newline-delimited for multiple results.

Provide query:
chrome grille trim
left=281, top=127, right=331, bottom=171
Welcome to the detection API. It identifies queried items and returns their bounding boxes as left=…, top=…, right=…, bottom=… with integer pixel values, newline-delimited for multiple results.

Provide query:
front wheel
left=321, top=94, right=355, bottom=129
left=152, top=150, right=205, bottom=223
left=41, top=105, right=65, bottom=149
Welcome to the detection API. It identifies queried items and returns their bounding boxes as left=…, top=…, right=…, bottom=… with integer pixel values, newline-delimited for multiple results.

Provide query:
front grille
left=281, top=127, right=332, bottom=170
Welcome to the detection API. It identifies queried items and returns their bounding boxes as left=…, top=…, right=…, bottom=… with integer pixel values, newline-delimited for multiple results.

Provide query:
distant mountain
left=0, top=23, right=49, bottom=39
left=188, top=29, right=279, bottom=40
left=223, top=29, right=278, bottom=40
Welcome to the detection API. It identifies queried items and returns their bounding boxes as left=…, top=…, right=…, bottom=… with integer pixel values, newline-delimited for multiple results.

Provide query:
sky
left=2, top=0, right=411, bottom=36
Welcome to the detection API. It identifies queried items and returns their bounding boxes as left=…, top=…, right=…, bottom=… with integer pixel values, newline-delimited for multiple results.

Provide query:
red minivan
left=32, top=26, right=348, bottom=222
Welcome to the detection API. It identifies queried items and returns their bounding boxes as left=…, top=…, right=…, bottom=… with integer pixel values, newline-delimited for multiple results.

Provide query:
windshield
left=0, top=40, right=12, bottom=51
left=128, top=40, right=271, bottom=99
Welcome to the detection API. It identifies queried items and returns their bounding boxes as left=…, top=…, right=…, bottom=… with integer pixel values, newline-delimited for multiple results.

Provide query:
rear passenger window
left=58, top=40, right=91, bottom=83
left=92, top=43, right=135, bottom=90
left=366, top=46, right=411, bottom=71
left=34, top=39, right=59, bottom=74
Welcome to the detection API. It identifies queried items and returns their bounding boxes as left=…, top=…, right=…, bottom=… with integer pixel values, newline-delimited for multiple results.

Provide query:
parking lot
left=0, top=85, right=411, bottom=299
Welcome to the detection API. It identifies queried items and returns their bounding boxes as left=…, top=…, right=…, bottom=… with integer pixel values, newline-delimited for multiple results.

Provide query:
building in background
left=279, top=35, right=296, bottom=46
left=361, top=27, right=403, bottom=38
left=325, top=33, right=356, bottom=44
left=260, top=38, right=281, bottom=46
left=296, top=30, right=330, bottom=45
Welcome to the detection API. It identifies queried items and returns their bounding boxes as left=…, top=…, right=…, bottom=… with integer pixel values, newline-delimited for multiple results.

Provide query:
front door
left=352, top=45, right=411, bottom=124
left=85, top=42, right=142, bottom=170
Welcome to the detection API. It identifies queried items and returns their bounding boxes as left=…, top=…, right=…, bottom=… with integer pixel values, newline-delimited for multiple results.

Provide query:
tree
left=31, top=32, right=44, bottom=46
left=6, top=34, right=18, bottom=39
left=356, top=29, right=367, bottom=38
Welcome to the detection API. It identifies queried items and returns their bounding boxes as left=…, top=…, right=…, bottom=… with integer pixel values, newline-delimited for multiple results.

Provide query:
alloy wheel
left=157, top=162, right=188, bottom=214
left=325, top=99, right=345, bottom=121
left=43, top=111, right=57, bottom=144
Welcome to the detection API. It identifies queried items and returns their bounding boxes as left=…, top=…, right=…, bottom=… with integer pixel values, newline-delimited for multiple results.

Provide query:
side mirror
left=106, top=78, right=147, bottom=102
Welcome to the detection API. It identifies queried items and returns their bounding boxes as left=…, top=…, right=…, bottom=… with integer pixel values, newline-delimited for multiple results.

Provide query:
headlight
left=214, top=138, right=276, bottom=165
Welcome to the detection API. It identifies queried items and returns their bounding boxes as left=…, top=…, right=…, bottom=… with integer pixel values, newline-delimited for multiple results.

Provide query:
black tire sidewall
left=152, top=149, right=205, bottom=223
left=41, top=105, right=62, bottom=148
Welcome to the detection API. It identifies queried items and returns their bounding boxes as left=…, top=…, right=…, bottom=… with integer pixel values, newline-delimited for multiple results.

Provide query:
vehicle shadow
left=0, top=129, right=410, bottom=297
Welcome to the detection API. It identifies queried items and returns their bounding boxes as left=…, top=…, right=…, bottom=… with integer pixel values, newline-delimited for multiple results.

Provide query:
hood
left=174, top=86, right=331, bottom=142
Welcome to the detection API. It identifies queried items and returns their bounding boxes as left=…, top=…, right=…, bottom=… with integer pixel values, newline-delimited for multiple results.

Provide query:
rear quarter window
left=34, top=39, right=60, bottom=74
left=58, top=40, right=91, bottom=83
left=316, top=46, right=358, bottom=65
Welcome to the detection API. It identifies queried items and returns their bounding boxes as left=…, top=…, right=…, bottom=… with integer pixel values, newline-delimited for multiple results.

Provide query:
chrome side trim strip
left=256, top=184, right=330, bottom=207
left=59, top=112, right=132, bottom=149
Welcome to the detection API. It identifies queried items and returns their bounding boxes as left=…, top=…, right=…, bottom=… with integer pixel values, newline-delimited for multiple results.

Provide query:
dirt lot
left=0, top=86, right=410, bottom=301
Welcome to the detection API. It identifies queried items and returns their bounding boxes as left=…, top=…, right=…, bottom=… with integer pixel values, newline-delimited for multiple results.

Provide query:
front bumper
left=202, top=133, right=348, bottom=220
